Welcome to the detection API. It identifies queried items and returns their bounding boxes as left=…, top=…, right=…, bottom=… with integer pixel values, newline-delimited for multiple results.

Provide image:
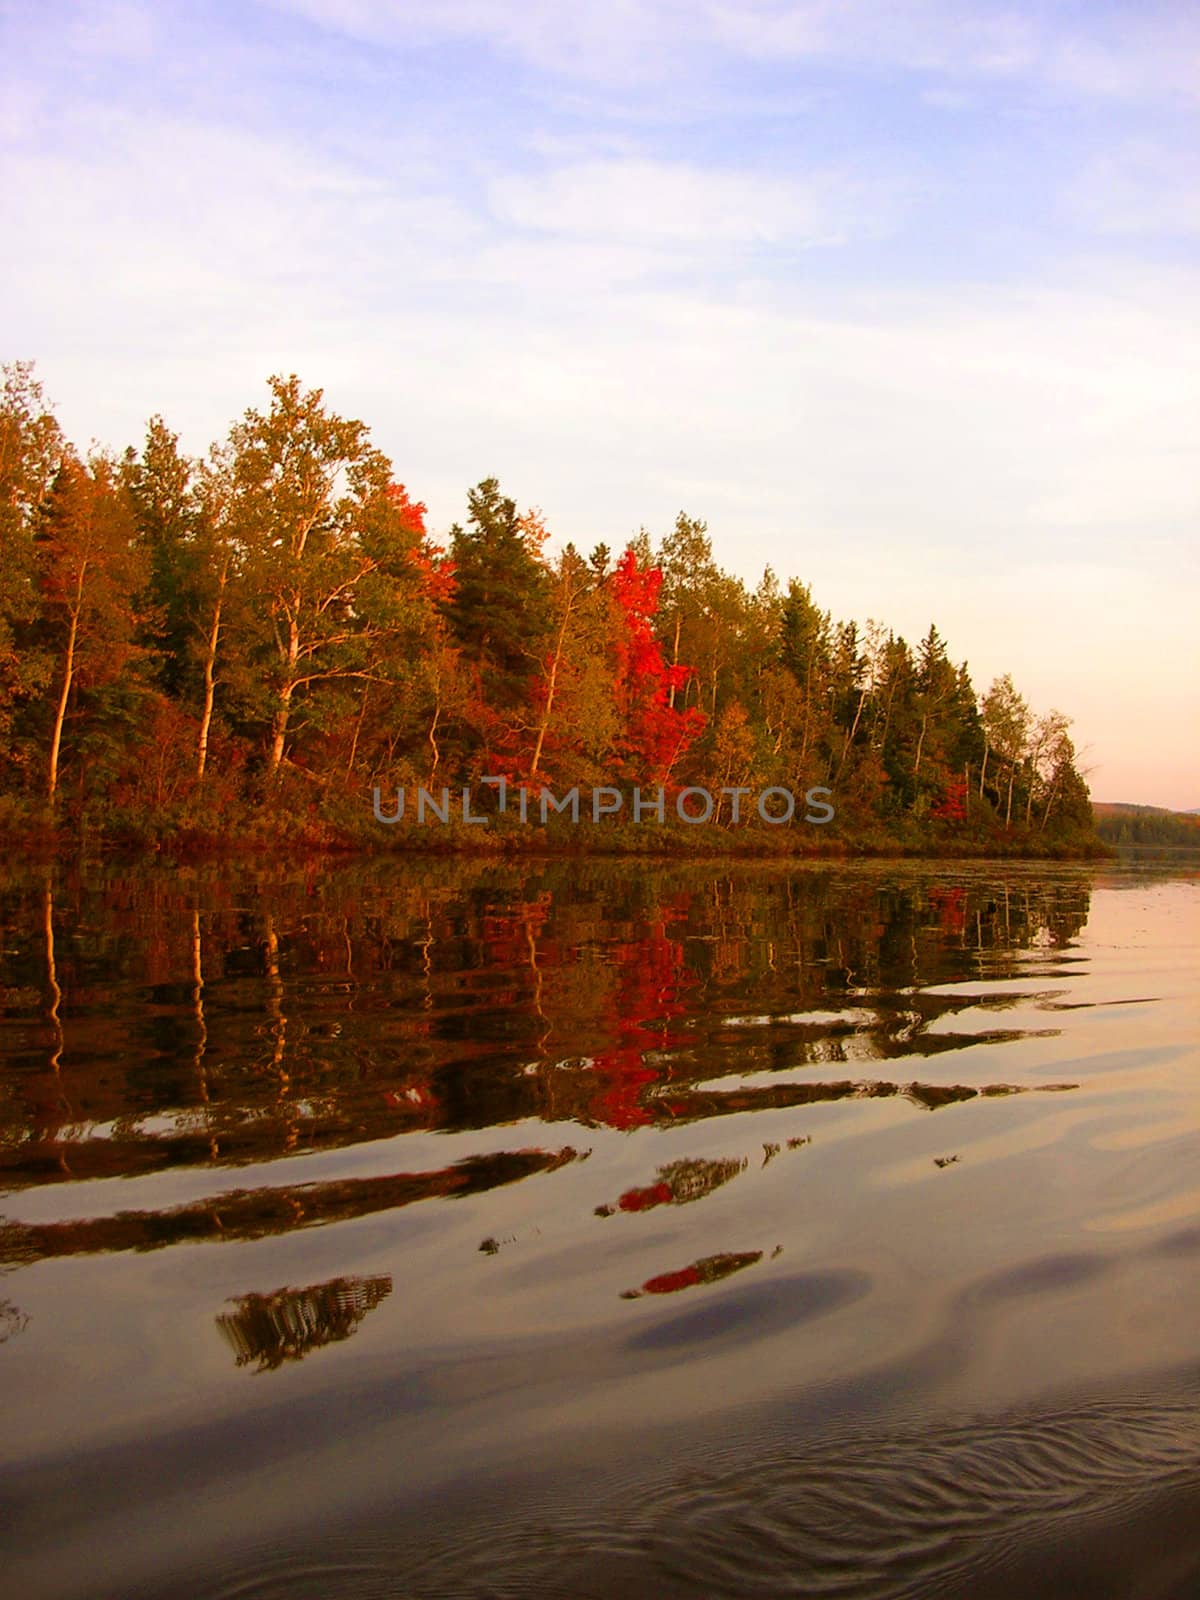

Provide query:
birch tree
left=529, top=542, right=593, bottom=779
left=224, top=375, right=400, bottom=779
left=981, top=674, right=1030, bottom=828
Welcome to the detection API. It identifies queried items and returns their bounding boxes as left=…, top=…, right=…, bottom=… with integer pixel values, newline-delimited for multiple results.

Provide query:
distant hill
left=1093, top=802, right=1200, bottom=848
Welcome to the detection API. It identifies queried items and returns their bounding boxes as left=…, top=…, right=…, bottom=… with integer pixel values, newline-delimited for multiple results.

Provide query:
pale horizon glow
left=2, top=0, right=1197, bottom=807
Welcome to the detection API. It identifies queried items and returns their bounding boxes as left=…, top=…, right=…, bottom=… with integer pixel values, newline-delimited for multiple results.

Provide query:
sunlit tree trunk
left=268, top=613, right=300, bottom=778
left=47, top=598, right=80, bottom=802
left=668, top=610, right=681, bottom=709
left=530, top=590, right=578, bottom=778
left=913, top=712, right=928, bottom=781
left=196, top=560, right=227, bottom=779
left=427, top=698, right=441, bottom=782
left=345, top=683, right=369, bottom=777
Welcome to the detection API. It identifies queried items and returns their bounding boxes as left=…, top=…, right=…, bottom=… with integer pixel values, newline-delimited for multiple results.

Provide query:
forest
left=0, top=360, right=1100, bottom=858
left=1093, top=804, right=1200, bottom=850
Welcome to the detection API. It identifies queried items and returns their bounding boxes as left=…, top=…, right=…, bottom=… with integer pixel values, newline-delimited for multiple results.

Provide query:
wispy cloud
left=264, top=0, right=708, bottom=84
left=63, top=0, right=158, bottom=61
left=267, top=0, right=1200, bottom=103
left=1069, top=142, right=1200, bottom=237
left=488, top=158, right=891, bottom=249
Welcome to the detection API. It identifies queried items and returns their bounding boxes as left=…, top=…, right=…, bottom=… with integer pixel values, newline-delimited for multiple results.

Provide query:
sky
left=1, top=0, right=1197, bottom=807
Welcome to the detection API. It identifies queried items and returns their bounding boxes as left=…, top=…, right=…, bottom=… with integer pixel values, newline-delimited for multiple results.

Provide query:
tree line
left=1093, top=805, right=1200, bottom=849
left=0, top=360, right=1098, bottom=854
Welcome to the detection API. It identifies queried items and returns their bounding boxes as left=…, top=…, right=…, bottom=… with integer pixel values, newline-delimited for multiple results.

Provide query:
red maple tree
left=610, top=547, right=705, bottom=784
left=930, top=779, right=968, bottom=822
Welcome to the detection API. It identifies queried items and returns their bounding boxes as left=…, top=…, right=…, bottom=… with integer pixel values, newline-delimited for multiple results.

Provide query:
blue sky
left=2, top=0, right=1197, bottom=805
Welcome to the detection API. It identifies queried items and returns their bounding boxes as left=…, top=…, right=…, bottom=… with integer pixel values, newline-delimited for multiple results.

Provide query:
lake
left=1, top=856, right=1198, bottom=1598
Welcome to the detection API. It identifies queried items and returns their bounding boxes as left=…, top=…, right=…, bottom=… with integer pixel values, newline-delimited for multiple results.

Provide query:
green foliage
left=445, top=478, right=550, bottom=700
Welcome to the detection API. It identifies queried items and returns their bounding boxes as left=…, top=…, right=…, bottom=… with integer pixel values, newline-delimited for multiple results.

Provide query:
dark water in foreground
left=1, top=857, right=1198, bottom=1598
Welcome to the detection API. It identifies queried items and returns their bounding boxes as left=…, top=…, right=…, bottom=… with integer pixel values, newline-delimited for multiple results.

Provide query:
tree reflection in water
left=595, top=1154, right=749, bottom=1216
left=216, top=1273, right=392, bottom=1372
left=0, top=1298, right=29, bottom=1342
left=620, top=1251, right=764, bottom=1298
left=0, top=861, right=1091, bottom=1262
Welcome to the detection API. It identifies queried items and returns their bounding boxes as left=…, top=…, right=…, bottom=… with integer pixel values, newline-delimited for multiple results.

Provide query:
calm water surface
left=1, top=857, right=1198, bottom=1598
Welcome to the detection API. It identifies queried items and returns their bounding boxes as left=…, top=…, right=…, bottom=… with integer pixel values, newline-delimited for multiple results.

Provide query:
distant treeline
left=1093, top=804, right=1200, bottom=849
left=0, top=361, right=1100, bottom=857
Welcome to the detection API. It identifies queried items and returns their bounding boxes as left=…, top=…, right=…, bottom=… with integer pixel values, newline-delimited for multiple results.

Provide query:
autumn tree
left=690, top=569, right=749, bottom=720
left=33, top=454, right=147, bottom=803
left=981, top=674, right=1030, bottom=827
left=222, top=375, right=409, bottom=779
left=367, top=503, right=462, bottom=785
left=0, top=362, right=63, bottom=762
left=710, top=699, right=757, bottom=819
left=610, top=546, right=705, bottom=786
left=528, top=541, right=597, bottom=780
left=0, top=362, right=1104, bottom=855
left=120, top=416, right=245, bottom=782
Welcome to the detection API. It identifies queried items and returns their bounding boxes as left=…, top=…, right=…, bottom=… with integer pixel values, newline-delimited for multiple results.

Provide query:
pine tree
left=779, top=579, right=832, bottom=775
left=121, top=416, right=197, bottom=697
left=443, top=477, right=550, bottom=762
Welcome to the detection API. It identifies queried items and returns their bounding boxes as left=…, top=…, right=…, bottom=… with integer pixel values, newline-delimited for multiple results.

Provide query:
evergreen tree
left=121, top=415, right=199, bottom=699
left=779, top=579, right=832, bottom=777
left=1040, top=735, right=1092, bottom=838
left=443, top=477, right=550, bottom=756
left=911, top=624, right=959, bottom=805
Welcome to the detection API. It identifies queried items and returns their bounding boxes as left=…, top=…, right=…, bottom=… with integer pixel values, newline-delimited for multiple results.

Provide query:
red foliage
left=930, top=779, right=968, bottom=822
left=479, top=896, right=553, bottom=969
left=409, top=540, right=456, bottom=606
left=618, top=1181, right=674, bottom=1212
left=610, top=547, right=705, bottom=783
left=385, top=482, right=455, bottom=607
left=634, top=1251, right=761, bottom=1295
left=642, top=1264, right=702, bottom=1295
left=386, top=482, right=428, bottom=537
left=590, top=1043, right=660, bottom=1132
left=928, top=885, right=966, bottom=936
left=589, top=907, right=694, bottom=1130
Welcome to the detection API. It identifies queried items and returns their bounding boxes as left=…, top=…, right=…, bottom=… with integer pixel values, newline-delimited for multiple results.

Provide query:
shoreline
left=0, top=824, right=1116, bottom=866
